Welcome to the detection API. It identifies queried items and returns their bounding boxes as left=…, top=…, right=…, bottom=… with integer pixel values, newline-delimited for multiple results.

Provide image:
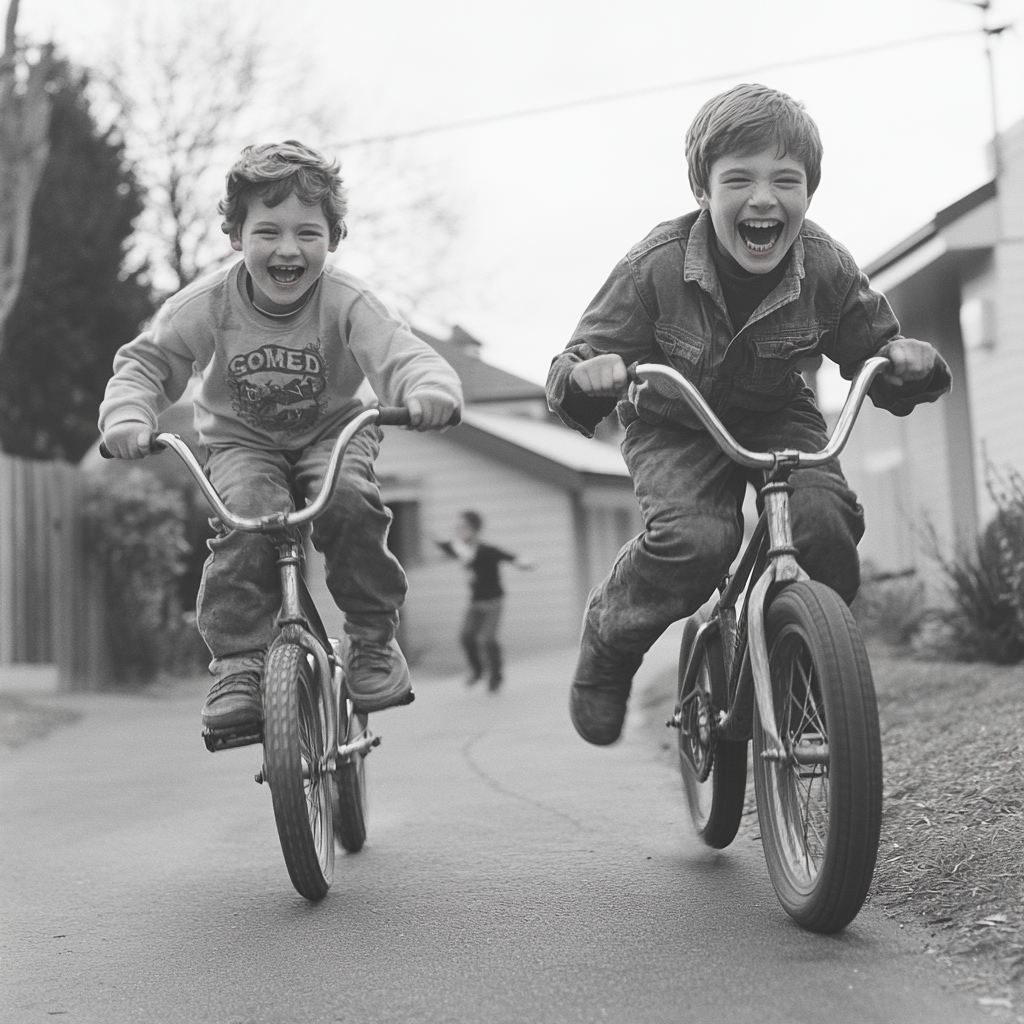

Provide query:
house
left=824, top=116, right=1024, bottom=581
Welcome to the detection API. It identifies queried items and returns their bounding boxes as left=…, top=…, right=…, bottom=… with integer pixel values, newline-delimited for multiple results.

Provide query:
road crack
left=461, top=731, right=588, bottom=832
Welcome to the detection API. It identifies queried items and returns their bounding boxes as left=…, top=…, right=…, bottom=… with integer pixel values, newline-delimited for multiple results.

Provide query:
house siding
left=304, top=427, right=589, bottom=673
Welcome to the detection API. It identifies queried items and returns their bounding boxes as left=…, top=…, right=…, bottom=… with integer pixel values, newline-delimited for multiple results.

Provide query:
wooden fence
left=0, top=451, right=108, bottom=689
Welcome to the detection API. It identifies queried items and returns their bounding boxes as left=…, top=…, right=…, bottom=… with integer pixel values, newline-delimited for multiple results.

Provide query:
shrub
left=924, top=465, right=1024, bottom=665
left=852, top=562, right=926, bottom=649
left=84, top=468, right=203, bottom=684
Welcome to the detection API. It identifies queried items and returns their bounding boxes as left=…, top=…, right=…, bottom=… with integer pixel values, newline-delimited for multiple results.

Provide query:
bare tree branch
left=103, top=0, right=466, bottom=317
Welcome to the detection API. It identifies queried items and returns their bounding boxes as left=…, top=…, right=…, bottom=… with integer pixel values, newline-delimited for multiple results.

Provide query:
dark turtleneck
left=709, top=233, right=791, bottom=333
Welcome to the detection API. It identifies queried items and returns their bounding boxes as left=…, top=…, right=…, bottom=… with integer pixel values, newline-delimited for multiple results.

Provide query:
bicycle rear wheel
left=263, top=642, right=334, bottom=901
left=332, top=705, right=368, bottom=853
left=677, top=613, right=747, bottom=849
left=752, top=581, right=882, bottom=933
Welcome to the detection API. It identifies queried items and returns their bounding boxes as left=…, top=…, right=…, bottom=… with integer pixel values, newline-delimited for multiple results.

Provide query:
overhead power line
left=338, top=27, right=980, bottom=149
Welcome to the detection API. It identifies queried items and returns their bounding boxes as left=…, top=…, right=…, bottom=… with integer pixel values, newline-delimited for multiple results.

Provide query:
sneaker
left=201, top=670, right=262, bottom=731
left=569, top=622, right=643, bottom=745
left=345, top=638, right=412, bottom=712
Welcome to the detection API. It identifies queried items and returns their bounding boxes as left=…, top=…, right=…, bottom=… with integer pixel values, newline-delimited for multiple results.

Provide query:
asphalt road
left=0, top=632, right=993, bottom=1024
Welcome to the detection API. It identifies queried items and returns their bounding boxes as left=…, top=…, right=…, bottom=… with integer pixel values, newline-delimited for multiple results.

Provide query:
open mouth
left=268, top=265, right=305, bottom=285
left=738, top=220, right=783, bottom=253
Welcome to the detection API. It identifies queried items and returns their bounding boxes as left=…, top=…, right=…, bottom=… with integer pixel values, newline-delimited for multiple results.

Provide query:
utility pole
left=964, top=0, right=1010, bottom=178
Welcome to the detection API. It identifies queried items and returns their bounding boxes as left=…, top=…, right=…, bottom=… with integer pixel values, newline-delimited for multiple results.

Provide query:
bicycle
left=629, top=356, right=890, bottom=934
left=101, top=404, right=435, bottom=901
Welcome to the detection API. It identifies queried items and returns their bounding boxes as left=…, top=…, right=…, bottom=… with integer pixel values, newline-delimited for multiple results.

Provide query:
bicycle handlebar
left=629, top=356, right=891, bottom=470
left=98, top=404, right=461, bottom=532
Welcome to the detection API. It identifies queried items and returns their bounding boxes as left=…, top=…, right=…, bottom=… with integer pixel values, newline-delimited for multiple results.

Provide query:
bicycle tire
left=263, top=642, right=334, bottom=901
left=332, top=709, right=368, bottom=853
left=752, top=581, right=882, bottom=933
left=677, top=613, right=747, bottom=849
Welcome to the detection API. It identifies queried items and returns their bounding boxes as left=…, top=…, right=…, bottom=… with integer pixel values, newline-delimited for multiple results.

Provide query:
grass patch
left=872, top=652, right=1023, bottom=1011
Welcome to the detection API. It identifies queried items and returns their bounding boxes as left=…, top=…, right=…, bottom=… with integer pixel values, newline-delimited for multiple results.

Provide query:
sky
left=17, top=0, right=1024, bottom=386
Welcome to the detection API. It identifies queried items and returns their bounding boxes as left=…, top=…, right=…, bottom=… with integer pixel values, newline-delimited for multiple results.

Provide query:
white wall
left=376, top=428, right=581, bottom=672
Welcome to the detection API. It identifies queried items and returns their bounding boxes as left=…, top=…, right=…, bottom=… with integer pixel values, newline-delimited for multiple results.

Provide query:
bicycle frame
left=639, top=355, right=890, bottom=760
left=147, top=406, right=386, bottom=761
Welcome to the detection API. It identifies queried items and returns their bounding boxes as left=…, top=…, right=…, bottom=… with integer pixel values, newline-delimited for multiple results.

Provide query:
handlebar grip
left=375, top=407, right=461, bottom=427
left=376, top=406, right=411, bottom=426
left=98, top=433, right=165, bottom=459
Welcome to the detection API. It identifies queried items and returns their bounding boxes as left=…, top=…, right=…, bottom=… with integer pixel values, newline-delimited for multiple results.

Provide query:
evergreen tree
left=0, top=54, right=154, bottom=461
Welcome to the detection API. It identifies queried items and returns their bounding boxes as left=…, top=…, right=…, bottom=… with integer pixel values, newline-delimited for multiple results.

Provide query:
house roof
left=864, top=179, right=997, bottom=279
left=413, top=326, right=547, bottom=404
left=464, top=410, right=628, bottom=476
left=447, top=410, right=632, bottom=494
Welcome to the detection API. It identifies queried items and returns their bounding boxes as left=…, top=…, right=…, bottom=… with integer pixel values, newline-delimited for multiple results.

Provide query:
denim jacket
left=547, top=210, right=951, bottom=437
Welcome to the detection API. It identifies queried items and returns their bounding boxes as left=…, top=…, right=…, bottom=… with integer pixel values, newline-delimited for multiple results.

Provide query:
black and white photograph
left=1, top=0, right=1022, bottom=1020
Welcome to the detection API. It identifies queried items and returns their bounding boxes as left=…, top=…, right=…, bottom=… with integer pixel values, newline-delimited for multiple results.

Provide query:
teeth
left=742, top=220, right=780, bottom=228
left=269, top=266, right=303, bottom=282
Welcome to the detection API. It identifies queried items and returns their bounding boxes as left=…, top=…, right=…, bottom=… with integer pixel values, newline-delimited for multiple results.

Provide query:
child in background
left=436, top=510, right=534, bottom=691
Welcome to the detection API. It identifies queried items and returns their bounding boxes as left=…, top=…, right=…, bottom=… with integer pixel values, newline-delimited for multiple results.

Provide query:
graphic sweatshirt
left=99, top=261, right=463, bottom=450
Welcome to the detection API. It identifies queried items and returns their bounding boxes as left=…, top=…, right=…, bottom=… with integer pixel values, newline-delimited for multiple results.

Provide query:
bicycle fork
left=746, top=458, right=808, bottom=759
left=251, top=532, right=379, bottom=785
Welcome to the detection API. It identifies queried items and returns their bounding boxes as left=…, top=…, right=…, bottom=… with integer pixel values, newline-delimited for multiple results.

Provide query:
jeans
left=586, top=392, right=865, bottom=654
left=196, top=426, right=407, bottom=677
left=460, top=597, right=504, bottom=685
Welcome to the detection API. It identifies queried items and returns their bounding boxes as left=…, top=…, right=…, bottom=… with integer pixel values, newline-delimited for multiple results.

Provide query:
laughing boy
left=546, top=84, right=951, bottom=746
left=100, top=141, right=462, bottom=732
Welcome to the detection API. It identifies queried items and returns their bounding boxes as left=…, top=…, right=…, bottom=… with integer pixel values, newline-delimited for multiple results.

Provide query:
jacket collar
left=683, top=209, right=806, bottom=325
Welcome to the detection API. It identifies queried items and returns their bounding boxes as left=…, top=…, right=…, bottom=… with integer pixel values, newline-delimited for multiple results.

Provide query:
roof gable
left=413, top=327, right=546, bottom=404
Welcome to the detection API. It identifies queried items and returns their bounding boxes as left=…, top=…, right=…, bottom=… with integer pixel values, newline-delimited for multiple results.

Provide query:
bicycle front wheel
left=677, top=614, right=747, bottom=849
left=752, top=581, right=882, bottom=933
left=332, top=707, right=368, bottom=853
left=263, top=642, right=334, bottom=901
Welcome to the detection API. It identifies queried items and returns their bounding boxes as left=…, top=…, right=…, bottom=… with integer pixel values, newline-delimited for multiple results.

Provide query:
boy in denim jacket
left=546, top=84, right=950, bottom=746
left=100, top=141, right=463, bottom=733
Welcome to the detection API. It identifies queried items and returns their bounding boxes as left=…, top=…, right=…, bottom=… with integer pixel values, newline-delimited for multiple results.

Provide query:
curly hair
left=219, top=140, right=348, bottom=245
left=685, top=84, right=823, bottom=198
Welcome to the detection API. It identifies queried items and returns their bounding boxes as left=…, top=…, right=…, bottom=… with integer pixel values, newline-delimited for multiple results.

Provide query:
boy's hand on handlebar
left=569, top=354, right=629, bottom=397
left=879, top=338, right=937, bottom=386
left=407, top=389, right=460, bottom=431
left=101, top=420, right=152, bottom=459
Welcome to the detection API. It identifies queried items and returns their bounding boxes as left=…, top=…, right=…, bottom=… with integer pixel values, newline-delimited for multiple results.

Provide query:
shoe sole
left=201, top=707, right=263, bottom=731
left=348, top=667, right=413, bottom=714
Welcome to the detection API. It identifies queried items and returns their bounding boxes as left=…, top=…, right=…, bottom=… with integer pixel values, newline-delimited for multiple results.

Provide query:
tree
left=0, top=0, right=53, bottom=357
left=0, top=54, right=155, bottom=461
left=104, top=0, right=464, bottom=316
left=105, top=1, right=262, bottom=293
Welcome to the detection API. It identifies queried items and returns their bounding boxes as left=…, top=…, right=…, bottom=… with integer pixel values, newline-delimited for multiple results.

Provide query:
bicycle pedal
left=202, top=725, right=263, bottom=752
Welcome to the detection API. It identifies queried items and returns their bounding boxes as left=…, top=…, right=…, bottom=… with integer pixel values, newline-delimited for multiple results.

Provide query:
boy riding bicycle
left=99, top=141, right=463, bottom=733
left=546, top=83, right=951, bottom=746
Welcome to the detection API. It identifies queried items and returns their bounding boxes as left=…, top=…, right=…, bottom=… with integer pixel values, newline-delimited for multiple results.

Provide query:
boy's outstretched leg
left=569, top=619, right=644, bottom=745
left=570, top=420, right=744, bottom=745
